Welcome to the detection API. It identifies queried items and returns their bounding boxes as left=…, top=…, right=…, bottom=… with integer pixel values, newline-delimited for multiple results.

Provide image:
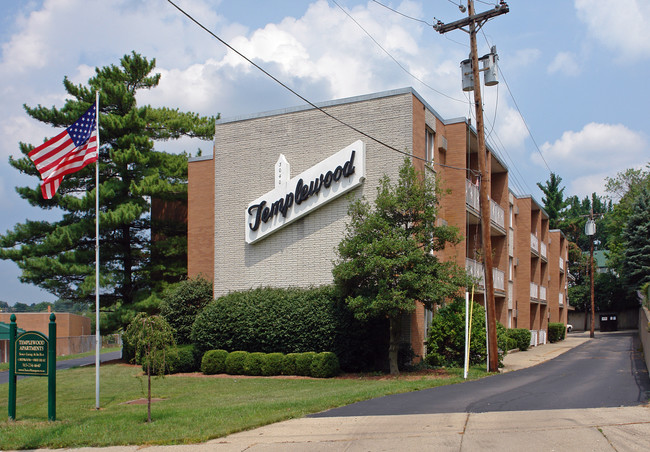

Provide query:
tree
left=0, top=52, right=217, bottom=330
left=537, top=172, right=567, bottom=229
left=621, top=186, right=650, bottom=298
left=332, top=158, right=468, bottom=374
left=123, top=313, right=175, bottom=423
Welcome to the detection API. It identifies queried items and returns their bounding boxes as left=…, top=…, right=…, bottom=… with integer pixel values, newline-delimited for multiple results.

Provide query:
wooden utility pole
left=434, top=1, right=509, bottom=372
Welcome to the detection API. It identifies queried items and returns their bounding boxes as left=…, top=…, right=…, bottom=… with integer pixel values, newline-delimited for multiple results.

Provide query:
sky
left=0, top=0, right=648, bottom=305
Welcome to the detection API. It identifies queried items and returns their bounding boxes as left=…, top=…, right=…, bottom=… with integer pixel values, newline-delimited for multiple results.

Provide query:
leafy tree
left=0, top=52, right=217, bottom=331
left=537, top=172, right=567, bottom=229
left=332, top=158, right=468, bottom=374
left=621, top=186, right=650, bottom=299
left=123, top=313, right=175, bottom=423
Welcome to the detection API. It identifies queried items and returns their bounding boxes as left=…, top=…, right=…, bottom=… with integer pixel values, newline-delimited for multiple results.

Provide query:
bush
left=506, top=328, right=531, bottom=351
left=310, top=352, right=340, bottom=378
left=190, top=286, right=387, bottom=372
left=548, top=322, right=566, bottom=343
left=282, top=353, right=300, bottom=376
left=201, top=349, right=228, bottom=375
left=243, top=352, right=265, bottom=376
left=166, top=344, right=199, bottom=374
left=295, top=352, right=317, bottom=376
left=160, top=277, right=213, bottom=344
left=225, top=351, right=249, bottom=375
left=261, top=353, right=285, bottom=376
left=425, top=299, right=508, bottom=367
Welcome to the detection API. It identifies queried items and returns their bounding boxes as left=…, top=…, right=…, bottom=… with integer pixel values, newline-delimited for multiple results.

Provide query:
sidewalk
left=500, top=330, right=591, bottom=373
left=17, top=332, right=650, bottom=451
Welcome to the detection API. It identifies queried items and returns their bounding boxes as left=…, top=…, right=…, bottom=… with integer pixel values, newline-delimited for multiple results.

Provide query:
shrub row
left=506, top=328, right=532, bottom=351
left=201, top=349, right=340, bottom=378
left=190, top=286, right=387, bottom=372
left=548, top=322, right=566, bottom=343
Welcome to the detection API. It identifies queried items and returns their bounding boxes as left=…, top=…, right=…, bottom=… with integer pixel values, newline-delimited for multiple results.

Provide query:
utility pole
left=434, top=1, right=509, bottom=372
left=585, top=211, right=596, bottom=338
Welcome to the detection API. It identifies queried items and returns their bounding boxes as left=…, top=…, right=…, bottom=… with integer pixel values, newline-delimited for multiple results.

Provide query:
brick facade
left=188, top=87, right=570, bottom=359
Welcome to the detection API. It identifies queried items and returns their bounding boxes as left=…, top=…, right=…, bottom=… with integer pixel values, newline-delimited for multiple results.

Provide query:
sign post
left=7, top=313, right=57, bottom=421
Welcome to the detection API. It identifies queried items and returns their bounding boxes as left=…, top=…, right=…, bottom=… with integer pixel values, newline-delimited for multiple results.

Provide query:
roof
left=0, top=321, right=26, bottom=341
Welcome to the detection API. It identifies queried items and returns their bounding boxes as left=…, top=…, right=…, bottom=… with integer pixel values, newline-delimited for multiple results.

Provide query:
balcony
left=465, top=258, right=505, bottom=292
left=530, top=282, right=539, bottom=300
left=559, top=257, right=565, bottom=273
left=540, top=241, right=547, bottom=261
left=539, top=285, right=547, bottom=303
left=465, top=179, right=506, bottom=235
left=530, top=233, right=539, bottom=257
left=559, top=292, right=564, bottom=306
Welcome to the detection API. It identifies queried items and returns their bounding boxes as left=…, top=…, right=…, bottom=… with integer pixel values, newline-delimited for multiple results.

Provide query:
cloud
left=575, top=0, right=650, bottom=60
left=547, top=52, right=581, bottom=76
left=535, top=122, right=649, bottom=196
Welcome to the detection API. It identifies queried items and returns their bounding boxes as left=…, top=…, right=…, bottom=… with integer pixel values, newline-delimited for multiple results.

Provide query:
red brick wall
left=188, top=157, right=215, bottom=282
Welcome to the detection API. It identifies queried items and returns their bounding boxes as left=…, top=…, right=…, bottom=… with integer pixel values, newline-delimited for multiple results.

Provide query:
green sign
left=15, top=331, right=49, bottom=376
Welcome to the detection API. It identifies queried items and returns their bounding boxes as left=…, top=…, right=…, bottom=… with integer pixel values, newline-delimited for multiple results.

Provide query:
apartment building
left=187, top=87, right=569, bottom=359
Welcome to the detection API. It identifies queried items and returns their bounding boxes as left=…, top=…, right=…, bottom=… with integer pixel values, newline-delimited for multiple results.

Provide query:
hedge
left=190, top=286, right=387, bottom=372
left=548, top=322, right=566, bottom=343
left=200, top=351, right=339, bottom=378
left=506, top=328, right=531, bottom=351
left=160, top=277, right=213, bottom=344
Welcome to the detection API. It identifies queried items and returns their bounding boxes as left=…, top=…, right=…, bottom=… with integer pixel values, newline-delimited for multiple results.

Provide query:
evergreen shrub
left=191, top=286, right=387, bottom=372
left=261, top=353, right=285, bottom=376
left=160, top=277, right=213, bottom=344
left=425, top=299, right=508, bottom=367
left=166, top=344, right=199, bottom=374
left=282, top=353, right=300, bottom=376
left=201, top=349, right=228, bottom=375
left=243, top=352, right=265, bottom=376
left=548, top=322, right=566, bottom=343
left=295, top=352, right=317, bottom=376
left=310, top=352, right=340, bottom=378
left=506, top=328, right=531, bottom=351
left=225, top=351, right=248, bottom=375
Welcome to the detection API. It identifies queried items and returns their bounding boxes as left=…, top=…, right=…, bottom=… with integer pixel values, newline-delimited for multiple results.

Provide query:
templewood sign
left=245, top=140, right=366, bottom=244
left=15, top=331, right=49, bottom=376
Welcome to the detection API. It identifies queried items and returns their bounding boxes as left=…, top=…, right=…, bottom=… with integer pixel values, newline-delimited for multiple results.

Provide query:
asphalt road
left=0, top=350, right=122, bottom=385
left=311, top=331, right=650, bottom=417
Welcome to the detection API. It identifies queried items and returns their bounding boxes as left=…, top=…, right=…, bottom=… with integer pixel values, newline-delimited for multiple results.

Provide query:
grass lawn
left=0, top=346, right=122, bottom=372
left=0, top=363, right=489, bottom=449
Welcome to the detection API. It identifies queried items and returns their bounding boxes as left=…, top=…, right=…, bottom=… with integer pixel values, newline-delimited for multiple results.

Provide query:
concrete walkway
left=16, top=332, right=650, bottom=451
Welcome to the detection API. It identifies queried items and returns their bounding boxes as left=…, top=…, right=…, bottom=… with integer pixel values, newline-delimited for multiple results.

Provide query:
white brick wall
left=213, top=92, right=413, bottom=296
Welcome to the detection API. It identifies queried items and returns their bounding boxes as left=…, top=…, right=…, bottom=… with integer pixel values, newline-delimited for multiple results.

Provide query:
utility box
left=461, top=58, right=474, bottom=91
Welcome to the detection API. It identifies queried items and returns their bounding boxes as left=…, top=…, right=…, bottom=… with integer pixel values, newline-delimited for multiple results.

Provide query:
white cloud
left=547, top=52, right=581, bottom=76
left=535, top=123, right=649, bottom=196
left=575, top=0, right=650, bottom=60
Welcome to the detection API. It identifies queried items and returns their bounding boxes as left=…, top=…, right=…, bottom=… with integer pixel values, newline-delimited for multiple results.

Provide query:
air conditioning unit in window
left=438, top=136, right=448, bottom=152
left=514, top=258, right=519, bottom=267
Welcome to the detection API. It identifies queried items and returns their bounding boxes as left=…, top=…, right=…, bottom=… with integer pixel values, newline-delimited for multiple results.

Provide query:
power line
left=165, top=0, right=476, bottom=175
left=371, top=0, right=432, bottom=26
left=332, top=0, right=466, bottom=104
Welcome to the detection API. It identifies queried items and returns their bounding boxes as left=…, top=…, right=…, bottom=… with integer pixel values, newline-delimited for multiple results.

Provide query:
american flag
left=28, top=104, right=98, bottom=199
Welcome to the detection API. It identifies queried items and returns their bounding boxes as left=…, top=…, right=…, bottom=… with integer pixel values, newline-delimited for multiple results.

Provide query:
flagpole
left=94, top=91, right=101, bottom=410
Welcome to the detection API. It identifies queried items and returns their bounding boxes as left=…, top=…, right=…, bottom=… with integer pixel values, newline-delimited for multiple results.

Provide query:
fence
left=56, top=334, right=121, bottom=357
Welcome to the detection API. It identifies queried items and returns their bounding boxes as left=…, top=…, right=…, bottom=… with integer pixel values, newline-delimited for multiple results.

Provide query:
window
left=425, top=128, right=435, bottom=164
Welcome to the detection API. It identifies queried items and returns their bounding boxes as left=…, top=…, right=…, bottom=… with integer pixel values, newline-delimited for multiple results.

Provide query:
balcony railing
left=530, top=233, right=539, bottom=255
left=539, top=285, right=547, bottom=302
left=465, top=258, right=505, bottom=291
left=490, top=199, right=505, bottom=230
left=540, top=241, right=547, bottom=260
left=530, top=282, right=539, bottom=300
left=465, top=179, right=479, bottom=211
left=559, top=292, right=564, bottom=306
left=559, top=257, right=564, bottom=272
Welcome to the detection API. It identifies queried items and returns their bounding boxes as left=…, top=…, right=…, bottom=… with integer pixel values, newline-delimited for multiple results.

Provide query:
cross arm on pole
left=433, top=2, right=509, bottom=34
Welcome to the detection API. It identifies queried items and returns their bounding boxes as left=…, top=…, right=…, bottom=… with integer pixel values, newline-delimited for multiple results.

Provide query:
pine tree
left=536, top=172, right=567, bottom=229
left=332, top=158, right=468, bottom=374
left=0, top=52, right=217, bottom=330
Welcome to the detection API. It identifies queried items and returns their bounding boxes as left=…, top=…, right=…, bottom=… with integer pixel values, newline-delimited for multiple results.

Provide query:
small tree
left=333, top=158, right=468, bottom=374
left=123, top=313, right=175, bottom=423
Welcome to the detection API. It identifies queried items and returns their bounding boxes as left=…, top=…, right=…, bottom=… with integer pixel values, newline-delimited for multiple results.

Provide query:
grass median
left=0, top=362, right=489, bottom=449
